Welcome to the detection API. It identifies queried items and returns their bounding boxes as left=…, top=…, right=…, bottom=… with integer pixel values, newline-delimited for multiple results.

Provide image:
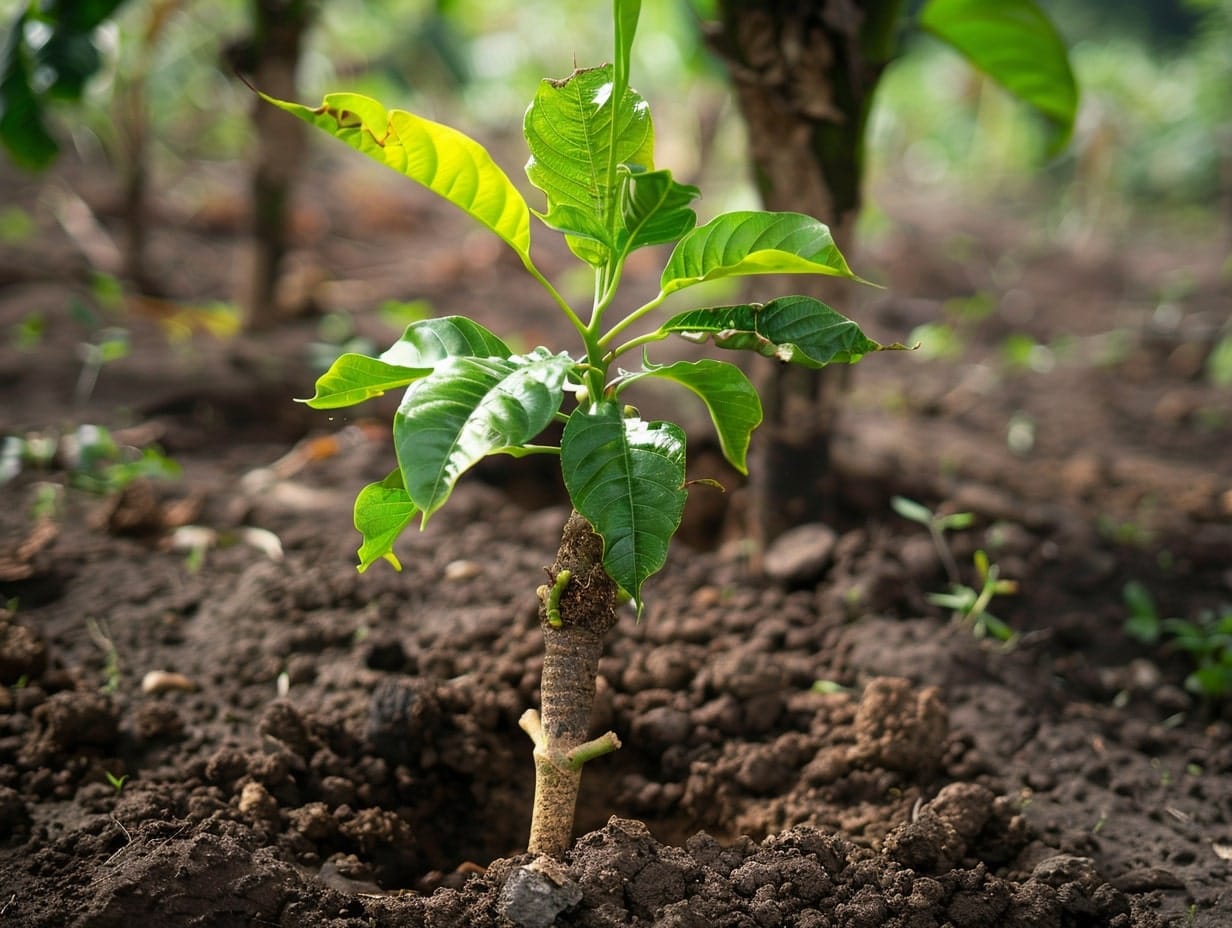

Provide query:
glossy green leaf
left=919, top=0, right=1077, bottom=148
left=642, top=359, right=760, bottom=474
left=561, top=403, right=686, bottom=615
left=661, top=296, right=904, bottom=368
left=301, top=354, right=430, bottom=409
left=264, top=91, right=532, bottom=259
left=395, top=348, right=573, bottom=521
left=524, top=64, right=655, bottom=262
left=379, top=315, right=511, bottom=367
left=618, top=167, right=699, bottom=253
left=660, top=211, right=859, bottom=296
left=354, top=469, right=418, bottom=572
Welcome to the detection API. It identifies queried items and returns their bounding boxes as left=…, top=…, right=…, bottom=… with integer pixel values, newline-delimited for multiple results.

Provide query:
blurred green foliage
left=868, top=0, right=1230, bottom=227
left=0, top=0, right=132, bottom=167
left=2, top=0, right=1225, bottom=231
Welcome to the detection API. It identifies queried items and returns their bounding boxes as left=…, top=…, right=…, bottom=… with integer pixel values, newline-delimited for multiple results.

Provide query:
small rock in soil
left=367, top=676, right=441, bottom=764
left=498, top=856, right=583, bottom=928
left=762, top=523, right=838, bottom=583
left=139, top=669, right=196, bottom=694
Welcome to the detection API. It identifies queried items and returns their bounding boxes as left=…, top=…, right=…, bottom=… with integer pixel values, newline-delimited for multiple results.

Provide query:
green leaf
left=1186, top=665, right=1232, bottom=699
left=379, top=315, right=511, bottom=367
left=661, top=296, right=904, bottom=368
left=0, top=13, right=59, bottom=170
left=561, top=403, right=687, bottom=615
left=642, top=359, right=760, bottom=474
left=617, top=166, right=699, bottom=253
left=302, top=354, right=431, bottom=409
left=613, top=0, right=641, bottom=103
left=524, top=64, right=655, bottom=262
left=919, top=0, right=1078, bottom=150
left=660, top=211, right=861, bottom=296
left=263, top=91, right=532, bottom=260
left=891, top=495, right=935, bottom=527
left=354, top=469, right=418, bottom=572
left=395, top=348, right=574, bottom=520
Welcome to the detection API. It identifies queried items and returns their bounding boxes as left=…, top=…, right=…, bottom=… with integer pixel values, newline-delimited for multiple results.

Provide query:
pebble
left=141, top=670, right=197, bottom=694
left=498, top=857, right=583, bottom=928
left=763, top=523, right=838, bottom=584
left=444, top=559, right=482, bottom=581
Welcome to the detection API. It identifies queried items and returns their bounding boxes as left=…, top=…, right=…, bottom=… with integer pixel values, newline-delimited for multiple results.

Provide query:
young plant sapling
left=265, top=0, right=903, bottom=858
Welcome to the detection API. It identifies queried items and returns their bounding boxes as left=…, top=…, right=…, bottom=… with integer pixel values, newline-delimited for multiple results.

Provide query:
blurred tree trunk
left=117, top=1, right=181, bottom=295
left=710, top=0, right=901, bottom=547
left=240, top=0, right=315, bottom=330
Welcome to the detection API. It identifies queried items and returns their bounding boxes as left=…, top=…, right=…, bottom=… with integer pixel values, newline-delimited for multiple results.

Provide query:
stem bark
left=523, top=511, right=621, bottom=858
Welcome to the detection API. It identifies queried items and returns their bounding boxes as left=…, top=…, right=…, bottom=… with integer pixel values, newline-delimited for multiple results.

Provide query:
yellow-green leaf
left=264, top=91, right=532, bottom=259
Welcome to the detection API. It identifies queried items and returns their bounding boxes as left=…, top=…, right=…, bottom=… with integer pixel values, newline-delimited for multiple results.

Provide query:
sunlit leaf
left=395, top=348, right=573, bottom=521
left=354, top=469, right=418, bottom=572
left=561, top=403, right=686, bottom=615
left=641, top=359, right=760, bottom=474
left=524, top=64, right=654, bottom=263
left=379, top=315, right=510, bottom=367
left=660, top=296, right=905, bottom=367
left=264, top=91, right=532, bottom=259
left=302, top=354, right=431, bottom=409
left=660, top=211, right=860, bottom=296
left=919, top=0, right=1078, bottom=150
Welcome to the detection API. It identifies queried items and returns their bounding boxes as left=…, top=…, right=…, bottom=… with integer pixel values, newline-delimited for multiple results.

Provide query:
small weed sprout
left=104, top=771, right=129, bottom=794
left=893, top=496, right=1018, bottom=643
left=86, top=618, right=121, bottom=694
left=891, top=495, right=973, bottom=584
left=1123, top=584, right=1232, bottom=699
left=75, top=326, right=130, bottom=406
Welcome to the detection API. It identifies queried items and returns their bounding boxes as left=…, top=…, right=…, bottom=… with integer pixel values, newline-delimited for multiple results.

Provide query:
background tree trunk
left=710, top=0, right=902, bottom=546
left=240, top=0, right=315, bottom=330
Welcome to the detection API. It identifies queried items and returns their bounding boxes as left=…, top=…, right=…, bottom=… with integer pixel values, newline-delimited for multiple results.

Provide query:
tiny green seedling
left=1122, top=580, right=1162, bottom=645
left=891, top=495, right=974, bottom=584
left=1123, top=584, right=1232, bottom=699
left=927, top=549, right=1019, bottom=643
left=86, top=618, right=121, bottom=694
left=267, top=1, right=902, bottom=858
left=104, top=771, right=129, bottom=794
left=75, top=327, right=130, bottom=406
left=893, top=496, right=1018, bottom=643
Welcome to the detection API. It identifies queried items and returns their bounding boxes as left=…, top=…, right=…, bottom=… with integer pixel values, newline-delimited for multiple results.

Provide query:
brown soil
left=0, top=151, right=1230, bottom=927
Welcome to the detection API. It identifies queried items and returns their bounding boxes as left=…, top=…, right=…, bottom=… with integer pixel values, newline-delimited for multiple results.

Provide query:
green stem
left=522, top=255, right=586, bottom=335
left=605, top=329, right=668, bottom=364
left=598, top=289, right=667, bottom=348
left=968, top=566, right=1000, bottom=620
left=566, top=731, right=621, bottom=769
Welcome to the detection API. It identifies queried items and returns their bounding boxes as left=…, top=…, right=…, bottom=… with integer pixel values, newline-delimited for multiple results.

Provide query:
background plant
left=268, top=0, right=902, bottom=857
left=893, top=495, right=1018, bottom=643
left=1124, top=582, right=1232, bottom=700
